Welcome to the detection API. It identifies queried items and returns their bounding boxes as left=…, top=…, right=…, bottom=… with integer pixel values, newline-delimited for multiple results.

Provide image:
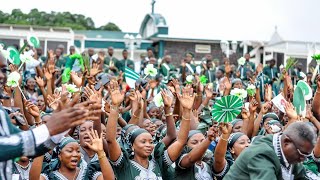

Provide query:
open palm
left=177, top=86, right=195, bottom=110
left=85, top=129, right=103, bottom=153
left=109, top=81, right=124, bottom=106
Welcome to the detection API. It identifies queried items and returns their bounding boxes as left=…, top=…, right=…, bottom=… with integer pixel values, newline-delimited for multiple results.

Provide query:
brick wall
left=163, top=41, right=243, bottom=67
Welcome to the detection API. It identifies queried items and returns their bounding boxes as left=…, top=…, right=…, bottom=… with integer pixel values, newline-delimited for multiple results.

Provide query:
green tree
left=98, top=22, right=122, bottom=31
left=0, top=9, right=121, bottom=31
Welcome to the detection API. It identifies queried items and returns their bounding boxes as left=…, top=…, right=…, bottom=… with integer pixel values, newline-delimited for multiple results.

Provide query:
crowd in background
left=1, top=43, right=320, bottom=180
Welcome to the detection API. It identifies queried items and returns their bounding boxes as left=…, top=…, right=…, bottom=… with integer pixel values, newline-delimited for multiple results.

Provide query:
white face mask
left=270, top=124, right=281, bottom=133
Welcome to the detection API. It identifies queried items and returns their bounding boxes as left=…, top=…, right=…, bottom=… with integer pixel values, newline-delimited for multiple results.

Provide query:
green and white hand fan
left=296, top=80, right=312, bottom=100
left=293, top=86, right=306, bottom=116
left=7, top=46, right=21, bottom=65
left=211, top=95, right=243, bottom=123
left=27, top=35, right=40, bottom=48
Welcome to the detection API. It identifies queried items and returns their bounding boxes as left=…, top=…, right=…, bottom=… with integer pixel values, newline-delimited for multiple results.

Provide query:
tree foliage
left=0, top=9, right=121, bottom=31
left=98, top=22, right=122, bottom=31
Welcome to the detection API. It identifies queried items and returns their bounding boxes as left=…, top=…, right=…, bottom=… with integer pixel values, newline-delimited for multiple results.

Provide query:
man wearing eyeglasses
left=224, top=122, right=316, bottom=180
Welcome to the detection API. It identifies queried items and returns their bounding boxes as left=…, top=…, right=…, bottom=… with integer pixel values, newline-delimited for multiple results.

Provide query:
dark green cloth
left=55, top=55, right=68, bottom=69
left=180, top=63, right=196, bottom=75
left=303, top=157, right=320, bottom=176
left=245, top=61, right=255, bottom=71
left=174, top=146, right=213, bottom=180
left=110, top=142, right=174, bottom=180
left=104, top=56, right=119, bottom=74
left=256, top=72, right=271, bottom=101
left=263, top=66, right=279, bottom=80
left=160, top=63, right=176, bottom=81
left=85, top=156, right=103, bottom=180
left=116, top=59, right=134, bottom=73
left=203, top=69, right=216, bottom=83
left=224, top=134, right=307, bottom=180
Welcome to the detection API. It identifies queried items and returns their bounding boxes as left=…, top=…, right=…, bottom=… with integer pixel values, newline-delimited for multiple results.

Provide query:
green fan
left=211, top=95, right=243, bottom=123
left=7, top=46, right=21, bottom=65
left=293, top=86, right=306, bottom=115
left=27, top=35, right=40, bottom=48
left=296, top=80, right=312, bottom=100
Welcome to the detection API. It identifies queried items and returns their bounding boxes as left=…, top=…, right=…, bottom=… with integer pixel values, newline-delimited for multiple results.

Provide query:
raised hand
left=45, top=106, right=89, bottom=135
left=207, top=125, right=219, bottom=141
left=70, top=71, right=82, bottom=87
left=249, top=99, right=259, bottom=113
left=129, top=90, right=142, bottom=109
left=192, top=109, right=199, bottom=123
left=25, top=100, right=40, bottom=117
left=284, top=102, right=298, bottom=121
left=167, top=85, right=175, bottom=94
left=90, top=63, right=102, bottom=77
left=47, top=94, right=60, bottom=110
left=176, top=85, right=195, bottom=110
left=204, top=85, right=213, bottom=99
left=225, top=61, right=231, bottom=74
left=9, top=64, right=18, bottom=72
left=43, top=67, right=52, bottom=80
left=171, top=79, right=180, bottom=94
left=74, top=100, right=102, bottom=121
left=47, top=56, right=56, bottom=74
left=241, top=107, right=250, bottom=119
left=264, top=84, right=272, bottom=102
left=85, top=129, right=104, bottom=153
left=109, top=80, right=124, bottom=106
left=260, top=102, right=271, bottom=114
left=305, top=106, right=314, bottom=120
left=161, top=89, right=173, bottom=107
left=219, top=122, right=232, bottom=136
left=223, top=77, right=232, bottom=90
left=84, top=85, right=102, bottom=102
left=35, top=76, right=45, bottom=87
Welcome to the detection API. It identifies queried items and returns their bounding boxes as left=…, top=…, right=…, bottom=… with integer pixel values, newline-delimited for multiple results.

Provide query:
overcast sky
left=1, top=0, right=319, bottom=42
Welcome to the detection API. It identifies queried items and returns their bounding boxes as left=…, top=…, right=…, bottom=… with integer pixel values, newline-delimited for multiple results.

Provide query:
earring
left=131, top=148, right=135, bottom=156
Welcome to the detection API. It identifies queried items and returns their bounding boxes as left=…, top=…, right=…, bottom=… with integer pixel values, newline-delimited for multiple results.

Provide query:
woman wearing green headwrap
left=30, top=137, right=87, bottom=180
left=174, top=127, right=218, bottom=180
left=106, top=80, right=195, bottom=180
left=213, top=123, right=250, bottom=180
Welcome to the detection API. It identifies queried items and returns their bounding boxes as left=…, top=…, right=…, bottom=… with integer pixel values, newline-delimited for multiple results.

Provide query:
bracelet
left=110, top=105, right=119, bottom=111
left=220, top=136, right=229, bottom=142
left=98, top=153, right=106, bottom=160
left=165, top=112, right=172, bottom=117
left=181, top=116, right=191, bottom=121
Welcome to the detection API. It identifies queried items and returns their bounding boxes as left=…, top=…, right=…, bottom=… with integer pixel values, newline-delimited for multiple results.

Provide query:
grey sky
left=1, top=0, right=319, bottom=42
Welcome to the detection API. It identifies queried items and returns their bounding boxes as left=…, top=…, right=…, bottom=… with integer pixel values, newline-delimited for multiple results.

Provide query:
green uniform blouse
left=110, top=142, right=174, bottom=180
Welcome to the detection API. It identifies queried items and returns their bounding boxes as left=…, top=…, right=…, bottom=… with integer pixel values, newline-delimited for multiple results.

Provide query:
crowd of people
left=1, top=42, right=320, bottom=180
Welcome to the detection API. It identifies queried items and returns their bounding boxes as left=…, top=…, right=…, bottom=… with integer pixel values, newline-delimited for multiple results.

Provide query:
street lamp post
left=220, top=40, right=238, bottom=58
left=124, top=33, right=142, bottom=60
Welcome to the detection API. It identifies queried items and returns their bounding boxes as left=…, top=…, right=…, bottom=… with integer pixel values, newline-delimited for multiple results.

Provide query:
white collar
left=279, top=135, right=290, bottom=168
